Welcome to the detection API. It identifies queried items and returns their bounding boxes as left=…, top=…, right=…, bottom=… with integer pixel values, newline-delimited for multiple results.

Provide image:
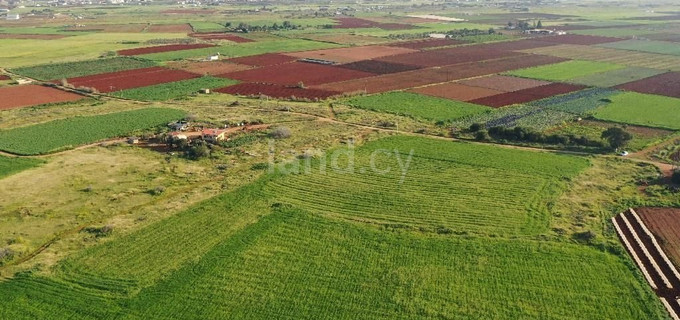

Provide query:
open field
left=112, top=76, right=237, bottom=101
left=549, top=120, right=674, bottom=151
left=599, top=39, right=680, bottom=56
left=594, top=92, right=680, bottom=130
left=11, top=57, right=157, bottom=81
left=64, top=67, right=199, bottom=93
left=216, top=82, right=339, bottom=100
left=615, top=72, right=680, bottom=98
left=117, top=44, right=215, bottom=56
left=285, top=45, right=418, bottom=63
left=345, top=92, right=491, bottom=121
left=220, top=62, right=375, bottom=86
left=165, top=60, right=252, bottom=75
left=568, top=67, right=665, bottom=87
left=505, top=60, right=625, bottom=82
left=639, top=208, right=680, bottom=269
left=459, top=75, right=551, bottom=92
left=470, top=83, right=587, bottom=108
left=0, top=156, right=42, bottom=179
left=0, top=85, right=84, bottom=110
left=410, top=82, right=504, bottom=101
left=227, top=53, right=298, bottom=66
left=0, top=108, right=185, bottom=155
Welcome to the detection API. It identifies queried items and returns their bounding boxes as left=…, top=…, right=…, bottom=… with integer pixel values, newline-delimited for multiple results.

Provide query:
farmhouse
left=202, top=128, right=229, bottom=142
left=169, top=131, right=188, bottom=140
left=5, top=13, right=19, bottom=20
left=168, top=121, right=189, bottom=131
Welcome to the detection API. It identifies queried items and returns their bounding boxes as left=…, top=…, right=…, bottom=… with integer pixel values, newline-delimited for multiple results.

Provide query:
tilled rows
left=613, top=208, right=680, bottom=319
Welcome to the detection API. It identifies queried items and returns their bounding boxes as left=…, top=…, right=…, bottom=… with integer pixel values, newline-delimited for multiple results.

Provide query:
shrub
left=269, top=126, right=292, bottom=139
left=469, top=123, right=483, bottom=132
left=672, top=171, right=680, bottom=185
left=475, top=130, right=490, bottom=141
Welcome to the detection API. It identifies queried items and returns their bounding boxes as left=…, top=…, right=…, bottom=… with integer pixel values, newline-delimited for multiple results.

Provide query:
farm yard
left=1, top=1, right=680, bottom=319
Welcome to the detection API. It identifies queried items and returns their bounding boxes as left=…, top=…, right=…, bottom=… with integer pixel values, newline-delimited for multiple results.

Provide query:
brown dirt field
left=474, top=39, right=560, bottom=51
left=228, top=53, right=297, bottom=66
left=638, top=207, right=680, bottom=269
left=460, top=75, right=552, bottom=92
left=337, top=60, right=422, bottom=74
left=410, top=83, right=504, bottom=101
left=387, top=38, right=467, bottom=50
left=190, top=33, right=254, bottom=43
left=63, top=24, right=147, bottom=33
left=285, top=45, right=418, bottom=63
left=0, top=75, right=10, bottom=81
left=215, top=83, right=339, bottom=100
left=165, top=61, right=252, bottom=75
left=64, top=67, right=199, bottom=93
left=535, top=34, right=624, bottom=45
left=470, top=83, right=586, bottom=108
left=117, top=44, right=215, bottom=56
left=0, top=85, right=83, bottom=110
left=218, top=62, right=375, bottom=86
left=0, top=33, right=68, bottom=40
left=375, top=46, right=526, bottom=67
left=147, top=24, right=193, bottom=33
left=298, top=34, right=388, bottom=46
left=616, top=72, right=680, bottom=99
left=312, top=54, right=567, bottom=94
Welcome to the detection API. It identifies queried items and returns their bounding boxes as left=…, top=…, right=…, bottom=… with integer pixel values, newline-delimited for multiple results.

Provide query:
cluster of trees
left=470, top=124, right=633, bottom=150
left=672, top=170, right=680, bottom=185
left=388, top=28, right=497, bottom=40
left=227, top=21, right=300, bottom=32
left=507, top=20, right=543, bottom=30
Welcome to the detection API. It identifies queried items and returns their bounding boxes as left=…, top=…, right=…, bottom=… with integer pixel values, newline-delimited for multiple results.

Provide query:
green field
left=593, top=92, right=680, bottom=130
left=0, top=108, right=185, bottom=155
left=599, top=39, right=680, bottom=56
left=138, top=39, right=340, bottom=61
left=345, top=92, right=491, bottom=122
left=506, top=60, right=626, bottom=82
left=571, top=28, right=656, bottom=37
left=189, top=21, right=227, bottom=32
left=549, top=120, right=673, bottom=151
left=0, top=156, right=43, bottom=179
left=568, top=67, right=665, bottom=87
left=11, top=57, right=157, bottom=81
left=0, top=136, right=666, bottom=319
left=112, top=76, right=238, bottom=101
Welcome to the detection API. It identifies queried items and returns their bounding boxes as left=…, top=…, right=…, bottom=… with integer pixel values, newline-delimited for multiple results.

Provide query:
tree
left=474, top=130, right=490, bottom=141
left=536, top=20, right=543, bottom=28
left=601, top=127, right=633, bottom=150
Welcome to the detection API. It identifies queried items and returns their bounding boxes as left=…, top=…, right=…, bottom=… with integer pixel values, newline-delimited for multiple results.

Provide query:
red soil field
left=64, top=67, right=199, bottom=93
left=0, top=85, right=83, bottom=110
left=0, top=33, right=68, bottom=40
left=474, top=39, right=560, bottom=51
left=190, top=33, right=254, bottom=43
left=375, top=46, right=526, bottom=67
left=410, top=83, right=504, bottom=101
left=0, top=75, right=10, bottom=80
left=639, top=207, right=680, bottom=268
left=286, top=45, right=417, bottom=64
left=616, top=72, right=680, bottom=99
left=228, top=53, right=298, bottom=66
left=535, top=34, right=624, bottom=45
left=337, top=60, right=422, bottom=74
left=117, top=44, right=215, bottom=56
left=219, top=62, right=376, bottom=86
left=215, top=83, right=339, bottom=100
left=459, top=75, right=552, bottom=92
left=332, top=17, right=413, bottom=30
left=312, top=54, right=567, bottom=94
left=161, top=9, right=216, bottom=14
left=469, top=83, right=586, bottom=108
left=388, top=38, right=467, bottom=50
left=147, top=24, right=193, bottom=33
left=166, top=61, right=252, bottom=75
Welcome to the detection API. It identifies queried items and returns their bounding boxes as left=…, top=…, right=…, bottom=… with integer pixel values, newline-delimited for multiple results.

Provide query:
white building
left=6, top=14, right=20, bottom=20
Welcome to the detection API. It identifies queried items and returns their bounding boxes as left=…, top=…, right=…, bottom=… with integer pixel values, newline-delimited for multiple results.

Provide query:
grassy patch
left=599, top=39, right=680, bottom=56
left=12, top=57, right=157, bottom=81
left=568, top=67, right=665, bottom=87
left=506, top=60, right=625, bottom=82
left=0, top=156, right=42, bottom=179
left=188, top=22, right=226, bottom=32
left=112, top=76, right=238, bottom=101
left=548, top=120, right=673, bottom=151
left=344, top=92, right=491, bottom=122
left=594, top=92, right=680, bottom=129
left=0, top=108, right=185, bottom=155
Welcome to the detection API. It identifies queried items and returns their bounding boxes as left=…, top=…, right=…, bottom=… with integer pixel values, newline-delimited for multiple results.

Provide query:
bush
left=469, top=123, right=483, bottom=132
left=474, top=130, right=490, bottom=141
left=269, top=126, right=292, bottom=139
left=672, top=171, right=680, bottom=185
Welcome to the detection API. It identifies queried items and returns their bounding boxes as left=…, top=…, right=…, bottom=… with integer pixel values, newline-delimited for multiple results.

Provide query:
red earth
left=218, top=62, right=376, bottom=86
left=228, top=53, right=298, bottom=67
left=117, top=44, right=215, bottom=56
left=190, top=33, right=254, bottom=43
left=469, top=83, right=586, bottom=108
left=616, top=72, right=680, bottom=99
left=459, top=75, right=552, bottom=92
left=474, top=39, right=560, bottom=51
left=0, top=75, right=10, bottom=80
left=638, top=207, right=680, bottom=269
left=64, top=67, right=199, bottom=93
left=216, top=83, right=339, bottom=100
left=388, top=38, right=467, bottom=50
left=535, top=34, right=624, bottom=45
left=410, top=83, right=504, bottom=101
left=337, top=60, right=422, bottom=74
left=375, top=46, right=526, bottom=67
left=0, top=85, right=84, bottom=110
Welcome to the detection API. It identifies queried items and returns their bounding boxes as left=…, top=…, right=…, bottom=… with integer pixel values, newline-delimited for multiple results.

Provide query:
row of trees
left=227, top=21, right=301, bottom=32
left=508, top=20, right=543, bottom=30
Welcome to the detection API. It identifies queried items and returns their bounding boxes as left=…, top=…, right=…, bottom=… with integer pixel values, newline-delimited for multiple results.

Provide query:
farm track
left=613, top=209, right=680, bottom=318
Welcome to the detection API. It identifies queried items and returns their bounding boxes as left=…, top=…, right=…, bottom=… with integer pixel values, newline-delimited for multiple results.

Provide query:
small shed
left=202, top=128, right=229, bottom=142
left=127, top=137, right=140, bottom=144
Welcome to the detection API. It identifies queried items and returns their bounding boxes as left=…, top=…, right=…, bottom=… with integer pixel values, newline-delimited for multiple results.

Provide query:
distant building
left=207, top=54, right=219, bottom=61
left=428, top=33, right=447, bottom=39
left=168, top=121, right=189, bottom=131
left=169, top=132, right=188, bottom=140
left=6, top=13, right=19, bottom=20
left=127, top=137, right=140, bottom=144
left=202, top=128, right=228, bottom=142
